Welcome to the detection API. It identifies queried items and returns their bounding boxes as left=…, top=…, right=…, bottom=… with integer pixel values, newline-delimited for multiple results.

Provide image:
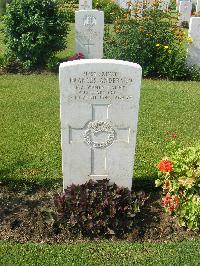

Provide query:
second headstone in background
left=117, top=0, right=129, bottom=9
left=196, top=0, right=200, bottom=13
left=79, top=0, right=92, bottom=10
left=187, top=17, right=200, bottom=68
left=75, top=10, right=104, bottom=59
left=159, top=0, right=170, bottom=11
left=178, top=1, right=192, bottom=26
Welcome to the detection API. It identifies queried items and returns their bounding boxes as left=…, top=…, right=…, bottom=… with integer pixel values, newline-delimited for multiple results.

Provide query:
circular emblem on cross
left=83, top=120, right=116, bottom=149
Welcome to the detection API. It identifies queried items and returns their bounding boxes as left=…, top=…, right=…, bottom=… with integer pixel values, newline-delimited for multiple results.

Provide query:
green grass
left=0, top=239, right=200, bottom=265
left=0, top=76, right=200, bottom=188
left=0, top=74, right=61, bottom=188
left=135, top=79, right=200, bottom=180
left=57, top=23, right=75, bottom=59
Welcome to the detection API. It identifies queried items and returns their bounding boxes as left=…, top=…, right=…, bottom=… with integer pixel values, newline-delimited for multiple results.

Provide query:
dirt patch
left=0, top=183, right=199, bottom=243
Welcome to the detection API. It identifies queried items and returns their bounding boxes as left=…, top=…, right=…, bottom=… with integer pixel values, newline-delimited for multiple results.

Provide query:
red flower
left=168, top=204, right=175, bottom=212
left=171, top=133, right=177, bottom=139
left=165, top=195, right=179, bottom=213
left=162, top=194, right=170, bottom=206
left=159, top=159, right=173, bottom=173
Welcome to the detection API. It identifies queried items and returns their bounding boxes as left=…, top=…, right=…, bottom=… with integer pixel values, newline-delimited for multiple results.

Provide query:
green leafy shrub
left=46, top=55, right=61, bottom=73
left=4, top=0, right=69, bottom=70
left=155, top=135, right=200, bottom=231
left=54, top=179, right=146, bottom=238
left=93, top=0, right=124, bottom=24
left=104, top=6, right=200, bottom=80
left=0, top=53, right=5, bottom=70
left=59, top=0, right=78, bottom=23
left=169, top=0, right=177, bottom=11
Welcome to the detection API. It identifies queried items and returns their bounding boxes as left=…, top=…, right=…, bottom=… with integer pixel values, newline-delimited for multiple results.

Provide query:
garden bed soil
left=0, top=183, right=199, bottom=243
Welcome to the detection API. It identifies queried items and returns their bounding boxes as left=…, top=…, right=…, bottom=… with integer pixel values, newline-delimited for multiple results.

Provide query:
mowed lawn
left=0, top=239, right=200, bottom=266
left=0, top=75, right=200, bottom=187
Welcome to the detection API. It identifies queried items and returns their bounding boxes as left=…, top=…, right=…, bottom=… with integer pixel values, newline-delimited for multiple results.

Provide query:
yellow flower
left=164, top=45, right=169, bottom=49
left=139, top=27, right=144, bottom=32
left=156, top=44, right=160, bottom=47
left=187, top=37, right=193, bottom=43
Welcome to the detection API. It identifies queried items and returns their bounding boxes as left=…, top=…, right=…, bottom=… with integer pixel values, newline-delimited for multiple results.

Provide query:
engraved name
left=67, top=71, right=134, bottom=102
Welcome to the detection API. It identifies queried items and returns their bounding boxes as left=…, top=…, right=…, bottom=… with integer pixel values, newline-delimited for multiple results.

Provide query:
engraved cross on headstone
left=69, top=104, right=130, bottom=179
left=84, top=39, right=95, bottom=54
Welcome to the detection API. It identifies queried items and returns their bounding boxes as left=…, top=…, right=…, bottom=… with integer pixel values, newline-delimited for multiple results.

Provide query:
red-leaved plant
left=68, top=52, right=84, bottom=61
left=54, top=179, right=147, bottom=238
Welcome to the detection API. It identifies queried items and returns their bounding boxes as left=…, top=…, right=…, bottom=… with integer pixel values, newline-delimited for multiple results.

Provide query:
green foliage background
left=4, top=0, right=69, bottom=70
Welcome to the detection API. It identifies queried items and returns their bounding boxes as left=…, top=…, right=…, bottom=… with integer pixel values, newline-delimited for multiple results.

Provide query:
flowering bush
left=158, top=159, right=174, bottom=173
left=93, top=0, right=124, bottom=24
left=104, top=4, right=200, bottom=80
left=155, top=135, right=200, bottom=230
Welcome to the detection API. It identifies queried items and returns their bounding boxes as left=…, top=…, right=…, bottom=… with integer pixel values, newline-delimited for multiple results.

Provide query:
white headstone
left=179, top=1, right=192, bottom=25
left=187, top=17, right=200, bottom=67
left=176, top=0, right=180, bottom=11
left=79, top=0, right=92, bottom=10
left=117, top=0, right=129, bottom=9
left=75, top=10, right=104, bottom=59
left=176, top=0, right=192, bottom=10
left=159, top=0, right=170, bottom=11
left=60, top=59, right=142, bottom=190
left=196, top=0, right=200, bottom=12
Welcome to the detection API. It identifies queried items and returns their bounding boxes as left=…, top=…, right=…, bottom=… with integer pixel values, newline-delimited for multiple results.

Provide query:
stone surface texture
left=60, top=59, right=142, bottom=190
left=187, top=17, right=200, bottom=68
left=179, top=1, right=192, bottom=25
left=75, top=10, right=104, bottom=59
left=117, top=0, right=128, bottom=9
left=196, top=0, right=200, bottom=12
left=159, top=0, right=170, bottom=11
